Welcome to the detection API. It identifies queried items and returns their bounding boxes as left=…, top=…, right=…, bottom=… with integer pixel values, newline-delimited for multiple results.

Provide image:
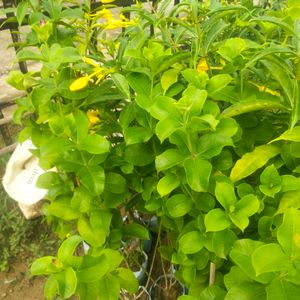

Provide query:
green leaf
left=197, top=133, right=233, bottom=159
left=198, top=286, right=227, bottom=300
left=115, top=268, right=139, bottom=293
left=124, top=144, right=154, bottom=166
left=225, top=282, right=266, bottom=300
left=77, top=211, right=111, bottom=247
left=229, top=211, right=250, bottom=232
left=259, top=165, right=282, bottom=197
left=230, top=145, right=281, bottom=182
left=178, top=296, right=198, bottom=300
left=184, top=157, right=212, bottom=192
left=157, top=173, right=180, bottom=197
left=212, top=229, right=237, bottom=259
left=205, top=209, right=230, bottom=232
left=166, top=194, right=193, bottom=218
left=124, top=127, right=153, bottom=145
left=149, top=96, right=180, bottom=120
left=277, top=189, right=300, bottom=214
left=77, top=255, right=110, bottom=283
left=16, top=1, right=28, bottom=25
left=78, top=134, right=110, bottom=154
left=218, top=38, right=247, bottom=61
left=271, top=126, right=300, bottom=143
left=179, top=231, right=204, bottom=254
left=31, top=256, right=63, bottom=275
left=156, top=149, right=184, bottom=172
left=266, top=278, right=300, bottom=300
left=77, top=165, right=105, bottom=195
left=161, top=69, right=179, bottom=93
left=127, top=72, right=151, bottom=95
left=57, top=235, right=83, bottom=268
left=105, top=172, right=126, bottom=194
left=181, top=68, right=209, bottom=89
left=277, top=208, right=300, bottom=257
left=235, top=194, right=260, bottom=217
left=251, top=243, right=290, bottom=276
left=156, top=117, right=182, bottom=142
left=17, top=49, right=43, bottom=61
left=215, top=182, right=237, bottom=211
left=281, top=175, right=300, bottom=192
left=111, top=73, right=131, bottom=99
left=122, top=222, right=149, bottom=240
left=44, top=275, right=58, bottom=300
left=229, top=239, right=275, bottom=283
left=48, top=196, right=80, bottom=220
left=55, top=267, right=77, bottom=299
left=98, top=274, right=120, bottom=300
left=224, top=266, right=251, bottom=291
left=221, top=100, right=286, bottom=118
left=207, top=74, right=232, bottom=97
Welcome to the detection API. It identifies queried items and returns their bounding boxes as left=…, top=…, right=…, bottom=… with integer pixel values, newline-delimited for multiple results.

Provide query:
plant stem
left=209, top=262, right=216, bottom=286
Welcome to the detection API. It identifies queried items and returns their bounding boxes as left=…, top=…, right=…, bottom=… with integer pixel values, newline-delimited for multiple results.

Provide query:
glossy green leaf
left=205, top=209, right=230, bottom=232
left=229, top=211, right=250, bottom=232
left=281, top=175, right=300, bottom=192
left=230, top=145, right=280, bottom=182
left=126, top=72, right=151, bottom=95
left=197, top=133, right=233, bottom=159
left=105, top=172, right=126, bottom=194
left=184, top=157, right=212, bottom=192
left=181, top=68, right=209, bottom=89
left=122, top=222, right=149, bottom=240
left=235, top=194, right=260, bottom=217
left=124, top=127, right=153, bottom=145
left=229, top=239, right=275, bottom=283
left=225, top=282, right=266, bottom=300
left=77, top=255, right=110, bottom=283
left=271, top=126, right=300, bottom=143
left=251, top=243, right=290, bottom=276
left=218, top=38, right=247, bottom=61
left=157, top=173, right=180, bottom=197
left=277, top=208, right=300, bottom=257
left=259, top=165, right=281, bottom=197
left=115, top=268, right=139, bottom=293
left=212, top=229, right=237, bottom=259
left=156, top=117, right=182, bottom=142
left=266, top=278, right=300, bottom=300
left=78, top=134, right=110, bottom=154
left=149, top=95, right=179, bottom=120
left=31, top=256, right=63, bottom=275
left=16, top=1, right=28, bottom=25
left=55, top=267, right=77, bottom=299
left=111, top=73, right=131, bottom=99
left=166, top=194, right=193, bottom=218
left=277, top=189, right=300, bottom=214
left=215, top=182, right=237, bottom=211
left=221, top=100, right=286, bottom=118
left=48, top=196, right=80, bottom=220
left=224, top=266, right=251, bottom=290
left=179, top=231, right=204, bottom=254
left=44, top=275, right=58, bottom=300
left=161, top=69, right=179, bottom=93
left=207, top=74, right=232, bottom=97
left=98, top=274, right=120, bottom=300
left=77, top=165, right=105, bottom=195
left=57, top=235, right=83, bottom=268
left=124, top=144, right=154, bottom=166
left=155, top=149, right=184, bottom=172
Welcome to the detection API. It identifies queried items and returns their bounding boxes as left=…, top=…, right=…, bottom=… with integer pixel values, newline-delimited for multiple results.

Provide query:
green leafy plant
left=5, top=0, right=300, bottom=299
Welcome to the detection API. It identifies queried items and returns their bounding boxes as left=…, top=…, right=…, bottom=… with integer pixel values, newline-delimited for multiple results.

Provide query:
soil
left=0, top=261, right=46, bottom=300
left=150, top=277, right=184, bottom=300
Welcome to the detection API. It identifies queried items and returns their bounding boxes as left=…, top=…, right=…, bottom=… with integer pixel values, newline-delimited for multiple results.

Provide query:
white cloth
left=2, top=140, right=48, bottom=205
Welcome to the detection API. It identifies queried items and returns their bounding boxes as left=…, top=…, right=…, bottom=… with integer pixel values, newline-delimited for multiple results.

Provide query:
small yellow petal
left=101, top=0, right=115, bottom=3
left=83, top=56, right=99, bottom=67
left=197, top=58, right=209, bottom=73
left=69, top=76, right=89, bottom=91
left=87, top=110, right=100, bottom=128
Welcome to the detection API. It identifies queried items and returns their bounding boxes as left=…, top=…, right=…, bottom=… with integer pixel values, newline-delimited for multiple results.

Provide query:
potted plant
left=5, top=0, right=300, bottom=299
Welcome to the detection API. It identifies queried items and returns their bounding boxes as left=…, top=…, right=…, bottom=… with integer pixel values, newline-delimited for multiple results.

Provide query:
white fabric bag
left=2, top=140, right=48, bottom=218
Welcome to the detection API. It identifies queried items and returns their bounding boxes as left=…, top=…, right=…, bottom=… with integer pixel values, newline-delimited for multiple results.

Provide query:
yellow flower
left=250, top=81, right=281, bottom=97
left=83, top=56, right=99, bottom=68
left=69, top=76, right=90, bottom=91
left=197, top=58, right=209, bottom=73
left=100, top=0, right=115, bottom=3
left=90, top=8, right=113, bottom=20
left=87, top=110, right=100, bottom=128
